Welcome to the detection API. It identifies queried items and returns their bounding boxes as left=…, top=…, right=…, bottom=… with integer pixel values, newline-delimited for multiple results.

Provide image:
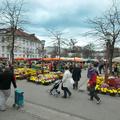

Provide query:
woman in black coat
left=0, top=65, right=17, bottom=111
left=72, top=64, right=81, bottom=90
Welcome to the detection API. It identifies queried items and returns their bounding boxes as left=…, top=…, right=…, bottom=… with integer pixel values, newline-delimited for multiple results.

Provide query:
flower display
left=15, top=68, right=63, bottom=85
left=95, top=75, right=120, bottom=96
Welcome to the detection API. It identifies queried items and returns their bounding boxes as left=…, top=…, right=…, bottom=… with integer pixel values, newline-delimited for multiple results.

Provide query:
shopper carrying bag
left=0, top=65, right=17, bottom=111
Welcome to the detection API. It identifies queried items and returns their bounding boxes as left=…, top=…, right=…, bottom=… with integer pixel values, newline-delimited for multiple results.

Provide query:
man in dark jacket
left=72, top=64, right=81, bottom=90
left=0, top=65, right=17, bottom=111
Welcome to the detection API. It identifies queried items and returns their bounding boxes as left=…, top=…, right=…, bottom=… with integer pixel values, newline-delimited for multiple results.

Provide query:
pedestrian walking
left=87, top=63, right=101, bottom=104
left=61, top=66, right=74, bottom=98
left=112, top=64, right=119, bottom=77
left=72, top=63, right=81, bottom=90
left=0, top=65, right=17, bottom=111
left=98, top=61, right=104, bottom=74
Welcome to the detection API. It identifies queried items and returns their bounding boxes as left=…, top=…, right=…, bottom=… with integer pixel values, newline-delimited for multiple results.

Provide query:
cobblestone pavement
left=0, top=70, right=120, bottom=120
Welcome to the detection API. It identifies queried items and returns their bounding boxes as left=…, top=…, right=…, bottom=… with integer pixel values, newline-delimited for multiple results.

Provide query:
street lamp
left=73, top=46, right=76, bottom=67
left=70, top=38, right=77, bottom=67
left=41, top=40, right=45, bottom=74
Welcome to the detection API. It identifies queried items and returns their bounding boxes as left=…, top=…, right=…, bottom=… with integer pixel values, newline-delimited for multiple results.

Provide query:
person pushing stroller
left=61, top=66, right=74, bottom=98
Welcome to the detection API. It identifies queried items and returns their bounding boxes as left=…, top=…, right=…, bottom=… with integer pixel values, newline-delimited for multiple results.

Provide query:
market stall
left=14, top=57, right=84, bottom=85
left=14, top=67, right=63, bottom=85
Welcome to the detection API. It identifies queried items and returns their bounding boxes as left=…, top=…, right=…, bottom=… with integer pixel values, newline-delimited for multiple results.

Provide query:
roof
left=112, top=57, right=120, bottom=62
left=0, top=28, right=41, bottom=42
left=15, top=29, right=40, bottom=41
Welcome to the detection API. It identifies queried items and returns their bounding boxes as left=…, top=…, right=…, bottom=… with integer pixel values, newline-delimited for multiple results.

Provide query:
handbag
left=70, top=78, right=74, bottom=84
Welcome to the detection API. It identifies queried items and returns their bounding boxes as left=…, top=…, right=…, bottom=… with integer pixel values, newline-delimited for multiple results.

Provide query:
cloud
left=0, top=0, right=113, bottom=48
left=26, top=0, right=111, bottom=25
left=21, top=0, right=112, bottom=48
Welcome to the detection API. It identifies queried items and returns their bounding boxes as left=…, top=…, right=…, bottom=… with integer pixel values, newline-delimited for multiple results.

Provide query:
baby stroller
left=49, top=79, right=62, bottom=97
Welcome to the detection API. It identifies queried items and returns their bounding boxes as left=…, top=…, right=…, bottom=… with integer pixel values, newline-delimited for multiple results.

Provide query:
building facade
left=0, top=28, right=43, bottom=59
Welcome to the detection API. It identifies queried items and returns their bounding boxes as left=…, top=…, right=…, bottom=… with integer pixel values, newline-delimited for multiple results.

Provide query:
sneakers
left=62, top=96, right=67, bottom=98
left=69, top=93, right=72, bottom=97
left=97, top=99, right=101, bottom=104
left=68, top=94, right=72, bottom=98
left=88, top=98, right=93, bottom=101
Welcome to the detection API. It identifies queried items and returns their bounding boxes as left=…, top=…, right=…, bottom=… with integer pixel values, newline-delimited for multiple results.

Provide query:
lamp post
left=73, top=46, right=76, bottom=67
left=70, top=38, right=77, bottom=68
left=41, top=40, right=45, bottom=74
left=105, top=33, right=111, bottom=82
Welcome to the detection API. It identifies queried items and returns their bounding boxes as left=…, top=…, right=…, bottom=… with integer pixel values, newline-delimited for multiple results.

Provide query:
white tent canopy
left=112, top=57, right=120, bottom=63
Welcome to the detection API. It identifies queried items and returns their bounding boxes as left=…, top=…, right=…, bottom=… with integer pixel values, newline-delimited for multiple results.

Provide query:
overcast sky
left=2, top=0, right=115, bottom=48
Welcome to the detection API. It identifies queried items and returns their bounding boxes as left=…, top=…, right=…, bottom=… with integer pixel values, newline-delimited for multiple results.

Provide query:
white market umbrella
left=112, top=57, right=120, bottom=63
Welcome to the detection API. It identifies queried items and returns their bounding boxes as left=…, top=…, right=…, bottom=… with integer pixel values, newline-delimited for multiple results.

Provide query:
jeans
left=0, top=89, right=11, bottom=110
left=89, top=86, right=100, bottom=101
left=73, top=81, right=78, bottom=90
left=61, top=85, right=71, bottom=98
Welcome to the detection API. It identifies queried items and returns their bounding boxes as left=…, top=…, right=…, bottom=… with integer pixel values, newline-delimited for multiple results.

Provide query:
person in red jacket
left=87, top=64, right=101, bottom=104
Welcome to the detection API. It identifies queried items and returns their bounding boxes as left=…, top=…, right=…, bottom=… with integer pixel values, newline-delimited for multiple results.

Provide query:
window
left=2, top=37, right=5, bottom=43
left=2, top=46, right=4, bottom=52
left=2, top=54, right=4, bottom=57
left=7, top=54, right=9, bottom=58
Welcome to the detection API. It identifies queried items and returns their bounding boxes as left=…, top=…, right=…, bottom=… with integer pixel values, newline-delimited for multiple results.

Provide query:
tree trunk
left=58, top=38, right=61, bottom=70
left=11, top=28, right=15, bottom=64
left=109, top=44, right=114, bottom=74
left=10, top=27, right=16, bottom=73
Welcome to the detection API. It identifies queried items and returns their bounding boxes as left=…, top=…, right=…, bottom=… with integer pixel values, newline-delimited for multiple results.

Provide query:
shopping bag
left=70, top=78, right=74, bottom=84
left=13, top=88, right=24, bottom=109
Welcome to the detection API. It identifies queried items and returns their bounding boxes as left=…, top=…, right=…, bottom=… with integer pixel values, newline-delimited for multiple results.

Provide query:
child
left=87, top=64, right=101, bottom=104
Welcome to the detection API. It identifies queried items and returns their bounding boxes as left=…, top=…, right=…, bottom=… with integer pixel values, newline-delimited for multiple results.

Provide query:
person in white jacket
left=61, top=66, right=74, bottom=98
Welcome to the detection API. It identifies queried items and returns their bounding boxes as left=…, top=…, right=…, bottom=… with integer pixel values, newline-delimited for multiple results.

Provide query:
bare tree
left=69, top=39, right=78, bottom=52
left=51, top=44, right=58, bottom=58
left=86, top=0, right=120, bottom=74
left=68, top=38, right=78, bottom=65
left=82, top=43, right=95, bottom=59
left=47, top=29, right=68, bottom=59
left=0, top=0, right=25, bottom=65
